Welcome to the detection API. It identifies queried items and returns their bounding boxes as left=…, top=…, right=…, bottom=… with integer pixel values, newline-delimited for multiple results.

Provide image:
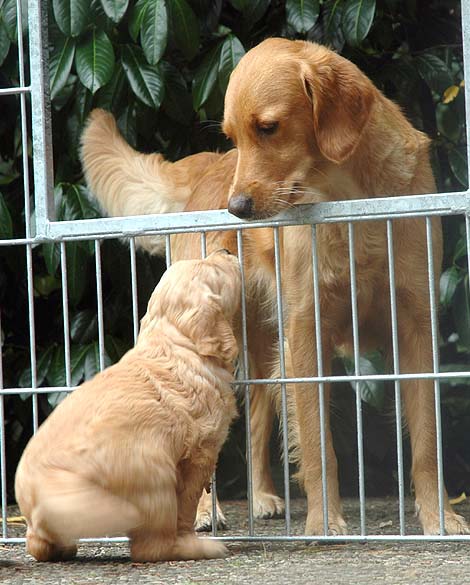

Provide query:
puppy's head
left=141, top=250, right=241, bottom=364
left=223, top=38, right=376, bottom=220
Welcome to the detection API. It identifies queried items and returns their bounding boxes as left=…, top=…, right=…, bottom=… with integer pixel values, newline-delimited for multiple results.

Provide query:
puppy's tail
left=80, top=109, right=216, bottom=255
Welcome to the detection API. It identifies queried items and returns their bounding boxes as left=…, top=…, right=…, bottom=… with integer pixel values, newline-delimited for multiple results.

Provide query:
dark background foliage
left=0, top=0, right=468, bottom=502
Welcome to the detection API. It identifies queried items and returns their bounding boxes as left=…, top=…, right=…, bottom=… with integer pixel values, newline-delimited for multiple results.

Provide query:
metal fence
left=1, top=0, right=470, bottom=548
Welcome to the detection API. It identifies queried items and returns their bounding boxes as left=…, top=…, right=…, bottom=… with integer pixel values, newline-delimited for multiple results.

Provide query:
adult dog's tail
left=80, top=109, right=218, bottom=255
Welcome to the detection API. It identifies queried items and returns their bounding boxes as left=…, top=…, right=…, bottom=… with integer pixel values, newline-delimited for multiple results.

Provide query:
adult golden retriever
left=15, top=250, right=241, bottom=561
left=80, top=38, right=467, bottom=535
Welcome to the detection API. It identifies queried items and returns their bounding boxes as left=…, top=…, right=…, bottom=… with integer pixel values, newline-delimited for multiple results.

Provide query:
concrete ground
left=2, top=498, right=470, bottom=584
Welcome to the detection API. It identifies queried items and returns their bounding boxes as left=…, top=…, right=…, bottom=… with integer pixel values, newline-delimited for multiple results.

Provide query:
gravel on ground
left=2, top=497, right=470, bottom=584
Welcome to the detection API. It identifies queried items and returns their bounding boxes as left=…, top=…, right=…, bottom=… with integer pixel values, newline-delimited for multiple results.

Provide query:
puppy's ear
left=187, top=302, right=238, bottom=364
left=302, top=52, right=375, bottom=163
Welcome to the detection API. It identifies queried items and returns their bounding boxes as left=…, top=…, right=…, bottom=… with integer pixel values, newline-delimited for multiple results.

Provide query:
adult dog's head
left=140, top=249, right=241, bottom=365
left=223, top=38, right=377, bottom=220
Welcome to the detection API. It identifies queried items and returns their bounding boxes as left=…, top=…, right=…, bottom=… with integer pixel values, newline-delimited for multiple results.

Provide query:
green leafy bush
left=0, top=0, right=468, bottom=498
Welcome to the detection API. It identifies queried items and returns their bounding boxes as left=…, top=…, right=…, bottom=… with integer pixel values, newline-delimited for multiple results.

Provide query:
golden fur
left=80, top=38, right=468, bottom=535
left=15, top=250, right=241, bottom=561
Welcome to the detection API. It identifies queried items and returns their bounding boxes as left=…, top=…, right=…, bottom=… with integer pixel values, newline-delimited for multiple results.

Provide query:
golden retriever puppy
left=80, top=38, right=467, bottom=536
left=15, top=250, right=241, bottom=562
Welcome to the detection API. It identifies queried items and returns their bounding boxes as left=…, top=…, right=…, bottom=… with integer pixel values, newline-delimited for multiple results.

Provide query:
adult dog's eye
left=256, top=122, right=279, bottom=136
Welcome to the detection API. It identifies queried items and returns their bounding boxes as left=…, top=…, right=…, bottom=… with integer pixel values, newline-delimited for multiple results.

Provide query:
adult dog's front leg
left=248, top=324, right=285, bottom=519
left=399, top=315, right=469, bottom=535
left=287, top=319, right=347, bottom=536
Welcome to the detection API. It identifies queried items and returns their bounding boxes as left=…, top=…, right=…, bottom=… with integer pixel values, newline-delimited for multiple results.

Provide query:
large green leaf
left=85, top=342, right=112, bottom=379
left=100, top=0, right=129, bottom=23
left=453, top=236, right=468, bottom=265
left=453, top=276, right=470, bottom=350
left=323, top=0, right=345, bottom=50
left=105, top=335, right=131, bottom=363
left=415, top=54, right=454, bottom=95
left=128, top=0, right=148, bottom=41
left=0, top=191, right=12, bottom=238
left=50, top=36, right=76, bottom=101
left=218, top=34, right=244, bottom=95
left=0, top=15, right=11, bottom=65
left=65, top=242, right=89, bottom=306
left=193, top=42, right=223, bottom=111
left=448, top=146, right=468, bottom=188
left=71, top=309, right=98, bottom=343
left=228, top=0, right=270, bottom=23
left=436, top=102, right=462, bottom=143
left=0, top=158, right=19, bottom=185
left=117, top=104, right=138, bottom=147
left=75, top=28, right=115, bottom=94
left=439, top=363, right=470, bottom=388
left=42, top=241, right=61, bottom=276
left=46, top=344, right=89, bottom=387
left=440, top=265, right=461, bottom=309
left=161, top=62, right=193, bottom=124
left=121, top=44, right=165, bottom=109
left=2, top=0, right=27, bottom=42
left=167, top=0, right=200, bottom=60
left=96, top=62, right=127, bottom=111
left=341, top=0, right=376, bottom=46
left=286, top=0, right=320, bottom=34
left=60, top=184, right=100, bottom=220
left=18, top=346, right=55, bottom=388
left=52, top=0, right=90, bottom=37
left=141, top=0, right=168, bottom=65
left=343, top=351, right=386, bottom=411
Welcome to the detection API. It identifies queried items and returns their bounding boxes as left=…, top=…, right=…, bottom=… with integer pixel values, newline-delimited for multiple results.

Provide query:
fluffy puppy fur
left=80, top=38, right=468, bottom=536
left=15, top=250, right=241, bottom=562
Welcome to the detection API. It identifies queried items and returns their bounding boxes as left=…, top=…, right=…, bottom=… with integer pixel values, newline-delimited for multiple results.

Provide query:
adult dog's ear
left=302, top=51, right=376, bottom=164
left=186, top=301, right=238, bottom=365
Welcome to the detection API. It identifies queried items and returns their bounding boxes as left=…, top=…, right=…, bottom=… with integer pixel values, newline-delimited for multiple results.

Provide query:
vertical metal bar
left=129, top=238, right=139, bottom=345
left=198, top=232, right=217, bottom=532
left=273, top=227, right=291, bottom=535
left=60, top=243, right=72, bottom=387
left=311, top=225, right=329, bottom=535
left=26, top=245, right=38, bottom=432
left=386, top=220, right=406, bottom=535
left=20, top=0, right=39, bottom=432
left=165, top=234, right=172, bottom=268
left=461, top=0, right=470, bottom=183
left=425, top=217, right=445, bottom=535
left=237, top=230, right=254, bottom=536
left=200, top=232, right=207, bottom=259
left=95, top=240, right=105, bottom=372
left=466, top=216, right=470, bottom=298
left=28, top=0, right=55, bottom=233
left=348, top=223, right=366, bottom=536
left=17, top=0, right=32, bottom=240
left=0, top=311, right=7, bottom=539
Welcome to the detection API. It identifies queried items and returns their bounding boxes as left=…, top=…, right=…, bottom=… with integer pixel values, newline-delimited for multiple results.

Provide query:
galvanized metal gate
left=2, top=0, right=470, bottom=547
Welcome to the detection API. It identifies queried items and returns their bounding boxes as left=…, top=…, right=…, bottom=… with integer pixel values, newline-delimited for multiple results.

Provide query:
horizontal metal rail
left=35, top=191, right=470, bottom=241
left=5, top=533, right=470, bottom=544
left=3, top=370, right=470, bottom=395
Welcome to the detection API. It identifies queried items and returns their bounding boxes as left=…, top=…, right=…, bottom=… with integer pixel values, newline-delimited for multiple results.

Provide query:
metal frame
left=1, top=0, right=470, bottom=546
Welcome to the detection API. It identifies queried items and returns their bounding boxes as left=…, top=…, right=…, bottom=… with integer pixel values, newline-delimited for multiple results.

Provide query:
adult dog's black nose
left=228, top=194, right=254, bottom=219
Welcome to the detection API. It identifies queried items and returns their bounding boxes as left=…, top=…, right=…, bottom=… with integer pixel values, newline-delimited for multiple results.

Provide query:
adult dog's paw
left=253, top=492, right=285, bottom=519
left=194, top=504, right=227, bottom=533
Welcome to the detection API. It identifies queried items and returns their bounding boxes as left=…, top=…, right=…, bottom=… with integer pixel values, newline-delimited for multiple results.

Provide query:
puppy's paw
left=173, top=535, right=228, bottom=560
left=194, top=506, right=227, bottom=532
left=253, top=492, right=285, bottom=519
